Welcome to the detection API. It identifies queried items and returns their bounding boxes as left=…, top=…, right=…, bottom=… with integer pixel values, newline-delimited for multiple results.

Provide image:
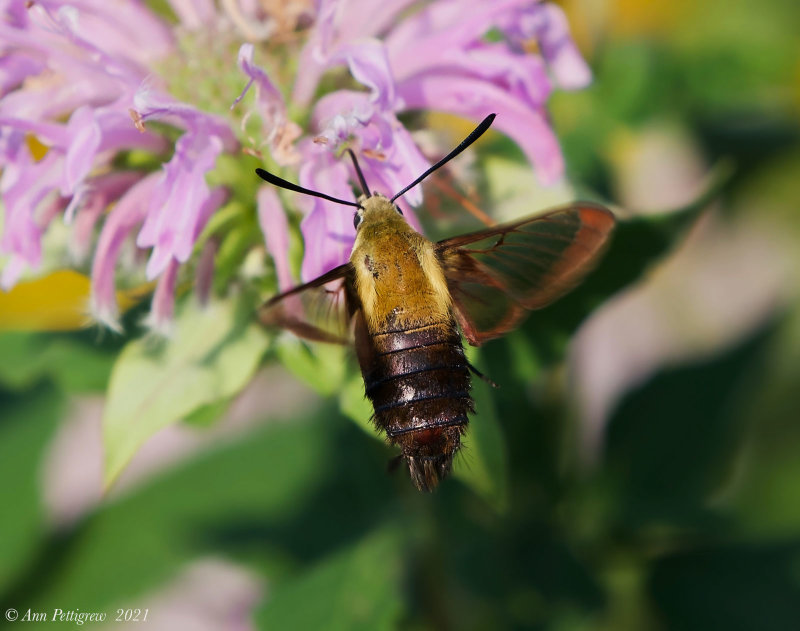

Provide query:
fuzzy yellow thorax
left=350, top=195, right=451, bottom=331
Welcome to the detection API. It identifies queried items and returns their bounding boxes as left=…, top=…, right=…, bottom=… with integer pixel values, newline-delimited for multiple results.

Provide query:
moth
left=256, top=114, right=615, bottom=491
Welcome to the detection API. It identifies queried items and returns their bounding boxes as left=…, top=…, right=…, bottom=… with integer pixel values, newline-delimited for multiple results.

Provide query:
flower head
left=0, top=0, right=591, bottom=331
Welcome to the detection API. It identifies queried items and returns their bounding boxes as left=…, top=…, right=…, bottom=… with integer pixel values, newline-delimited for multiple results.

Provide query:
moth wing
left=437, top=203, right=615, bottom=346
left=258, top=263, right=356, bottom=344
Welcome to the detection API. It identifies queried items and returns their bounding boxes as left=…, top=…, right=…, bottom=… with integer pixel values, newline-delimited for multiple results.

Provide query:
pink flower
left=296, top=0, right=589, bottom=184
left=290, top=0, right=591, bottom=278
left=131, top=89, right=236, bottom=279
left=0, top=0, right=592, bottom=330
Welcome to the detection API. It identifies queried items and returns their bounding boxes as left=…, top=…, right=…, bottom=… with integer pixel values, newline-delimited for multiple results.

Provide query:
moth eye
left=394, top=205, right=403, bottom=215
left=353, top=212, right=363, bottom=230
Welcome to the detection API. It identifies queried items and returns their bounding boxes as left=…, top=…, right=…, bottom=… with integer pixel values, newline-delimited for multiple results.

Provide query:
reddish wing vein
left=436, top=203, right=615, bottom=346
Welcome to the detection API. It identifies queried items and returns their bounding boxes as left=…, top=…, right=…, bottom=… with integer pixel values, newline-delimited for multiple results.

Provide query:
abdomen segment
left=358, top=319, right=473, bottom=491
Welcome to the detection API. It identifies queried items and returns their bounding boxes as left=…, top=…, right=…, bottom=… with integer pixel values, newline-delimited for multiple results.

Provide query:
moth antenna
left=390, top=113, right=496, bottom=204
left=345, top=148, right=371, bottom=197
left=255, top=167, right=361, bottom=208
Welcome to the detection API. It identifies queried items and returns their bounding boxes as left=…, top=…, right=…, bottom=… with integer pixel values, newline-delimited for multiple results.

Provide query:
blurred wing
left=437, top=203, right=615, bottom=345
left=258, top=263, right=356, bottom=344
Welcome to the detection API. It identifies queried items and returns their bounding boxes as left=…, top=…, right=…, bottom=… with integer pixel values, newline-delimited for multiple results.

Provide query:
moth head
left=353, top=193, right=404, bottom=230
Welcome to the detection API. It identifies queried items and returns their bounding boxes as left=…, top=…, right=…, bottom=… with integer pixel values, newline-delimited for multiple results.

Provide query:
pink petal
left=233, top=44, right=299, bottom=164
left=385, top=0, right=529, bottom=71
left=1, top=254, right=28, bottom=290
left=397, top=74, right=564, bottom=185
left=68, top=171, right=143, bottom=259
left=337, top=0, right=422, bottom=43
left=145, top=186, right=226, bottom=333
left=0, top=54, right=44, bottom=96
left=0, top=116, right=69, bottom=147
left=311, top=90, right=429, bottom=205
left=90, top=174, right=160, bottom=330
left=132, top=87, right=237, bottom=149
left=62, top=106, right=101, bottom=195
left=132, top=90, right=236, bottom=279
left=62, top=107, right=166, bottom=203
left=43, top=0, right=174, bottom=66
left=292, top=0, right=447, bottom=105
left=137, top=133, right=224, bottom=279
left=332, top=40, right=398, bottom=110
left=0, top=145, right=62, bottom=282
left=291, top=0, right=339, bottom=105
left=233, top=43, right=283, bottom=112
left=298, top=147, right=355, bottom=281
left=257, top=187, right=294, bottom=292
left=166, top=0, right=217, bottom=30
left=502, top=3, right=592, bottom=89
left=144, top=258, right=180, bottom=336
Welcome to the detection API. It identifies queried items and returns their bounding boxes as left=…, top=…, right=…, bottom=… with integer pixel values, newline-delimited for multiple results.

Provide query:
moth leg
left=467, top=362, right=498, bottom=388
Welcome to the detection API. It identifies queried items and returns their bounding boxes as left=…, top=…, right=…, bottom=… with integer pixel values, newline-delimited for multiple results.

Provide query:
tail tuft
left=405, top=454, right=454, bottom=492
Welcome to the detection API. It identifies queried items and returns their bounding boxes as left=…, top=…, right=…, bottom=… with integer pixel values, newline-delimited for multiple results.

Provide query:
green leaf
left=103, top=299, right=269, bottom=487
left=650, top=542, right=800, bottom=631
left=604, top=316, right=778, bottom=529
left=256, top=524, right=405, bottom=631
left=213, top=218, right=262, bottom=291
left=10, top=406, right=336, bottom=613
left=0, top=382, right=63, bottom=594
left=452, top=347, right=509, bottom=511
left=596, top=42, right=663, bottom=123
left=504, top=330, right=542, bottom=383
left=274, top=336, right=349, bottom=397
left=483, top=153, right=575, bottom=223
left=733, top=308, right=800, bottom=536
left=339, top=371, right=376, bottom=437
left=0, top=333, right=115, bottom=393
left=181, top=397, right=232, bottom=428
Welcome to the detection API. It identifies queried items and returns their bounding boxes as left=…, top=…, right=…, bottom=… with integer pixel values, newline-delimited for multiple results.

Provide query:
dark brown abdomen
left=355, top=316, right=473, bottom=491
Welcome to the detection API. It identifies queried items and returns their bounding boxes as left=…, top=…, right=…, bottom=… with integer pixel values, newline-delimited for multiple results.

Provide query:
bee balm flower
left=0, top=0, right=591, bottom=331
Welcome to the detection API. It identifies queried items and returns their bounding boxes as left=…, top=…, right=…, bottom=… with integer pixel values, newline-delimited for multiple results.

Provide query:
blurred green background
left=1, top=0, right=799, bottom=629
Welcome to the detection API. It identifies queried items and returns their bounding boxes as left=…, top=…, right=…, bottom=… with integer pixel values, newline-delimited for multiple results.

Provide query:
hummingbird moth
left=256, top=114, right=614, bottom=491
